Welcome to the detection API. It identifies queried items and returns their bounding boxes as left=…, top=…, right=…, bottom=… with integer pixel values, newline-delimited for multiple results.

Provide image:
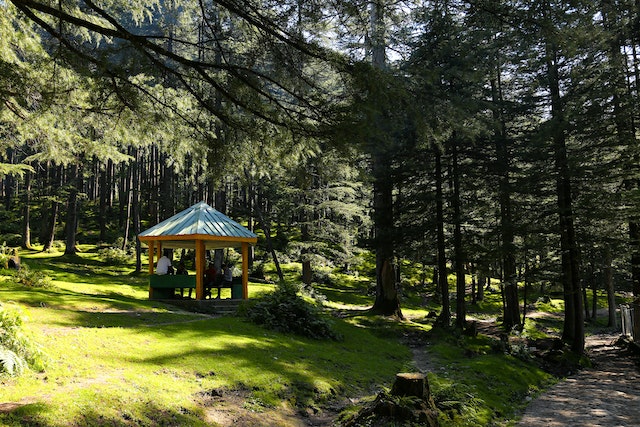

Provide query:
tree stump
left=391, top=372, right=429, bottom=398
left=344, top=372, right=439, bottom=427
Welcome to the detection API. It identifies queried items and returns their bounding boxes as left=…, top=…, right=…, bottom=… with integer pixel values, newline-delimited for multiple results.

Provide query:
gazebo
left=137, top=201, right=258, bottom=300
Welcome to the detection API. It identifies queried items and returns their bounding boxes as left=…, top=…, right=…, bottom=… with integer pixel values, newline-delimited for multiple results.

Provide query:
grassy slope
left=1, top=246, right=612, bottom=426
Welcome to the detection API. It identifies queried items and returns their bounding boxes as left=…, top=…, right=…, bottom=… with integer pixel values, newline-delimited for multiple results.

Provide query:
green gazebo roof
left=138, top=201, right=257, bottom=249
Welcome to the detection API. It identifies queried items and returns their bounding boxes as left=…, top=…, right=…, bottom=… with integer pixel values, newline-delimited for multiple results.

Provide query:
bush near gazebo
left=241, top=282, right=342, bottom=341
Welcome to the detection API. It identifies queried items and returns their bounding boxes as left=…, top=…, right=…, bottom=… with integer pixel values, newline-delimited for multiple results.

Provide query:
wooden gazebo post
left=195, top=239, right=205, bottom=300
left=242, top=242, right=249, bottom=299
left=147, top=241, right=155, bottom=275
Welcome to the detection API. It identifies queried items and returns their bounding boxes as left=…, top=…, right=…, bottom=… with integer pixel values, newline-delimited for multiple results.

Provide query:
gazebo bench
left=149, top=274, right=195, bottom=299
left=149, top=274, right=243, bottom=299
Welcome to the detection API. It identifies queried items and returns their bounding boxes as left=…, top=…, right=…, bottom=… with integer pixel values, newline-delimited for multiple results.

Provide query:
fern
left=0, top=346, right=27, bottom=376
left=0, top=303, right=47, bottom=376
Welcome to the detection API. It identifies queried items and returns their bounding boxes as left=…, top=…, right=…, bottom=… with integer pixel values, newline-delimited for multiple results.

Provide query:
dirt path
left=517, top=334, right=640, bottom=427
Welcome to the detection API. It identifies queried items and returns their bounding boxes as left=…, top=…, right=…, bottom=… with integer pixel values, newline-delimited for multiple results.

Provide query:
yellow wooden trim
left=138, top=234, right=257, bottom=244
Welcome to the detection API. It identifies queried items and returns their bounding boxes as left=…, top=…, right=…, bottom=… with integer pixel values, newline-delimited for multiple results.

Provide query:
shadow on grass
left=1, top=315, right=409, bottom=425
left=21, top=253, right=144, bottom=288
left=2, top=400, right=208, bottom=427
left=0, top=282, right=173, bottom=321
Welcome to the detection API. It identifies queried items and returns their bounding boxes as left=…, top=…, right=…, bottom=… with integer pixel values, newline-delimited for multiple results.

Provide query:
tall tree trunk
left=21, top=170, right=32, bottom=249
left=122, top=162, right=133, bottom=252
left=4, top=147, right=15, bottom=210
left=451, top=139, right=466, bottom=329
left=522, top=254, right=529, bottom=325
left=491, top=76, right=520, bottom=329
left=64, top=163, right=80, bottom=255
left=605, top=247, right=616, bottom=328
left=42, top=201, right=59, bottom=252
left=98, top=160, right=109, bottom=242
left=247, top=179, right=255, bottom=269
left=369, top=0, right=402, bottom=318
left=132, top=148, right=142, bottom=273
left=435, top=146, right=450, bottom=326
left=546, top=40, right=584, bottom=354
left=255, top=186, right=284, bottom=281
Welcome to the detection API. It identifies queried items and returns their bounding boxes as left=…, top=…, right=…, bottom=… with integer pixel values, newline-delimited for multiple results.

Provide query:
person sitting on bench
left=156, top=250, right=173, bottom=275
left=204, top=262, right=219, bottom=299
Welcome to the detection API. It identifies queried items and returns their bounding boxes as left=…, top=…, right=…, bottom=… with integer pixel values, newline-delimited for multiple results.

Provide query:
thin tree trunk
left=64, top=163, right=80, bottom=255
left=471, top=264, right=477, bottom=305
left=99, top=160, right=109, bottom=242
left=605, top=247, right=616, bottom=328
left=21, top=170, right=32, bottom=250
left=4, top=147, right=14, bottom=210
left=522, top=257, right=529, bottom=325
left=122, top=156, right=133, bottom=251
left=133, top=148, right=142, bottom=273
left=451, top=139, right=466, bottom=330
left=591, top=260, right=597, bottom=321
left=491, top=75, right=520, bottom=329
left=255, top=186, right=284, bottom=282
left=42, top=201, right=58, bottom=252
left=435, top=146, right=450, bottom=326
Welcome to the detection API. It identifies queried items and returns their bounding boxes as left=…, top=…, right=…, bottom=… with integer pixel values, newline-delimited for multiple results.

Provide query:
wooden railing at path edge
left=620, top=302, right=640, bottom=343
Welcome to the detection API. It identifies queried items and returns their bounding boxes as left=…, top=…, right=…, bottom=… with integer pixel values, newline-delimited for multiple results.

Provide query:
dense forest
left=2, top=0, right=640, bottom=357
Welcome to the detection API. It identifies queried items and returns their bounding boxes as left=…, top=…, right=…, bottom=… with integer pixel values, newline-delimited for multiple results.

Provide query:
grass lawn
left=0, top=246, right=599, bottom=426
left=0, top=248, right=411, bottom=426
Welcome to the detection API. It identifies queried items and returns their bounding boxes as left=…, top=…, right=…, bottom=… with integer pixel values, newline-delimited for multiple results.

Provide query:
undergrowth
left=240, top=282, right=342, bottom=340
left=11, top=264, right=53, bottom=289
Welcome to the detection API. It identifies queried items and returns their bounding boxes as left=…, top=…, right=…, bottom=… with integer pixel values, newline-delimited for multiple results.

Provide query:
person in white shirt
left=156, top=251, right=173, bottom=275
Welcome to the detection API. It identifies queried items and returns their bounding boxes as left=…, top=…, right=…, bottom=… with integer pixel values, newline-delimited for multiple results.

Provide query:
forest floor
left=516, top=333, right=640, bottom=427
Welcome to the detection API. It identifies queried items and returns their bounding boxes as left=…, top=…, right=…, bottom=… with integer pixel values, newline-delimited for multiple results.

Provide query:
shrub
left=98, top=247, right=132, bottom=265
left=0, top=242, right=18, bottom=268
left=0, top=302, right=46, bottom=376
left=241, top=282, right=342, bottom=341
left=13, top=264, right=52, bottom=289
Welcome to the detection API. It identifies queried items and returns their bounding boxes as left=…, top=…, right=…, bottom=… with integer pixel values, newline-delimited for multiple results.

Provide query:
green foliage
left=12, top=264, right=52, bottom=289
left=0, top=242, right=12, bottom=268
left=0, top=302, right=46, bottom=376
left=241, top=282, right=342, bottom=340
left=0, top=347, right=27, bottom=376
